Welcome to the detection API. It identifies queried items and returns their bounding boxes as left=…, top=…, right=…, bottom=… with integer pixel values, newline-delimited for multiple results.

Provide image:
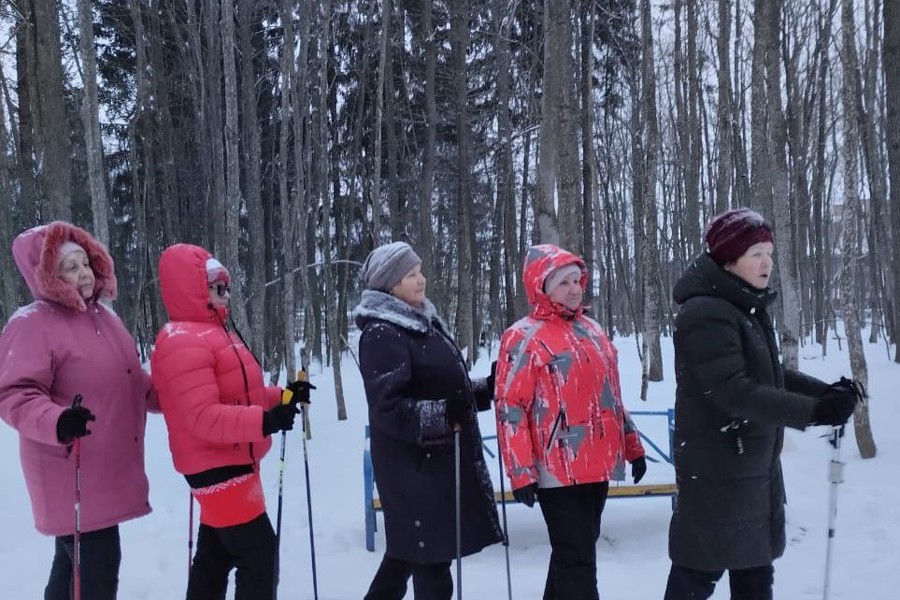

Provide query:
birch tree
left=840, top=0, right=876, bottom=458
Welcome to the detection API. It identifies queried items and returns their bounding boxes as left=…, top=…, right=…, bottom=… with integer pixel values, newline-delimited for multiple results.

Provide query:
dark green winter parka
left=668, top=253, right=830, bottom=572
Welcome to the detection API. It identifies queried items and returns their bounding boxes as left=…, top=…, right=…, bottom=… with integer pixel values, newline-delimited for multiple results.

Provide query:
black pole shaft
left=301, top=406, right=319, bottom=599
left=455, top=428, right=462, bottom=599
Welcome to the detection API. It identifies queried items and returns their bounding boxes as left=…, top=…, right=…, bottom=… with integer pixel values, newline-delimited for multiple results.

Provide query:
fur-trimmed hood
left=353, top=289, right=448, bottom=335
left=11, top=221, right=117, bottom=312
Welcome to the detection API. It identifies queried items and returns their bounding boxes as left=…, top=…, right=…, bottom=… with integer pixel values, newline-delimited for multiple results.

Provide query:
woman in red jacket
left=151, top=244, right=311, bottom=600
left=495, top=244, right=646, bottom=600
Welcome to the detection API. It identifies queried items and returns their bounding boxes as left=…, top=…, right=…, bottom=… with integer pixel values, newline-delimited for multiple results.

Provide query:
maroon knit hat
left=704, top=208, right=774, bottom=266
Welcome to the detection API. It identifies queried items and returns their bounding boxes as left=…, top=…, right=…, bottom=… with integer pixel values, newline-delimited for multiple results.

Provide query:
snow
left=1, top=330, right=898, bottom=598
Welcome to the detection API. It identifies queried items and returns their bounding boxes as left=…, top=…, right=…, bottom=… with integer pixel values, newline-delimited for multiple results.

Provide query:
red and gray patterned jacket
left=495, top=244, right=644, bottom=491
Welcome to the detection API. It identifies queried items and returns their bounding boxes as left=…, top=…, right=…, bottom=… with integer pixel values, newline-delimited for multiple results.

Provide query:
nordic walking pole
left=298, top=370, right=319, bottom=600
left=272, top=373, right=298, bottom=600
left=497, top=439, right=513, bottom=600
left=454, top=425, right=463, bottom=599
left=823, top=424, right=843, bottom=600
left=188, top=493, right=194, bottom=576
left=71, top=394, right=84, bottom=600
left=823, top=378, right=866, bottom=600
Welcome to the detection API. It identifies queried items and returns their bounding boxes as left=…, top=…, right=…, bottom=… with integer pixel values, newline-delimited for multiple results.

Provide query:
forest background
left=0, top=0, right=896, bottom=454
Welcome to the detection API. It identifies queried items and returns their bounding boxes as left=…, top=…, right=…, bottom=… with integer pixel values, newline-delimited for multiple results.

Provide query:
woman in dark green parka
left=663, top=208, right=859, bottom=600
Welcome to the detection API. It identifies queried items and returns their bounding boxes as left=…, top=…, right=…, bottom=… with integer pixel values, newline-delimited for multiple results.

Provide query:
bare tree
left=839, top=0, right=876, bottom=459
left=715, top=0, right=734, bottom=214
left=639, top=0, right=664, bottom=398
left=77, top=0, right=109, bottom=244
left=222, top=0, right=251, bottom=338
left=28, top=0, right=73, bottom=221
left=884, top=0, right=900, bottom=361
left=451, top=0, right=474, bottom=365
left=239, top=0, right=266, bottom=355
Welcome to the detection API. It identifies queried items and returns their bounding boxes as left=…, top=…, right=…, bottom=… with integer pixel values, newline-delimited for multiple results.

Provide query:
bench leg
left=366, top=502, right=376, bottom=552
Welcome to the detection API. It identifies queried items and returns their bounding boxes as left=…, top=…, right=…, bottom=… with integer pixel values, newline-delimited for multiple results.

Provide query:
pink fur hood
left=11, top=221, right=117, bottom=312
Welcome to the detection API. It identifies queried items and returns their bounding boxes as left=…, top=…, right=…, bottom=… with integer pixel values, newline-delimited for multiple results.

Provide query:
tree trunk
left=840, top=0, right=876, bottom=459
left=15, top=17, right=38, bottom=227
left=222, top=0, right=250, bottom=338
left=883, top=0, right=900, bottom=361
left=29, top=0, right=73, bottom=221
left=764, top=0, right=801, bottom=370
left=580, top=1, right=596, bottom=305
left=0, top=96, right=17, bottom=320
left=451, top=0, right=474, bottom=365
left=550, top=0, right=582, bottom=255
left=715, top=0, right=733, bottom=214
left=640, top=0, right=663, bottom=397
left=369, top=0, right=391, bottom=246
left=534, top=0, right=561, bottom=245
left=77, top=0, right=109, bottom=244
left=418, top=0, right=436, bottom=299
left=239, top=0, right=266, bottom=356
left=278, top=0, right=297, bottom=387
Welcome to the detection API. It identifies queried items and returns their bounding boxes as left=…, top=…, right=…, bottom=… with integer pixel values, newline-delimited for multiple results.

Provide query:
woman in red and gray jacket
left=151, top=243, right=311, bottom=600
left=495, top=244, right=646, bottom=600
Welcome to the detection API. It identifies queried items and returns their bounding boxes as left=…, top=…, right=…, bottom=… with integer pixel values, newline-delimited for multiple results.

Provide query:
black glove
left=284, top=379, right=316, bottom=405
left=262, top=403, right=299, bottom=436
left=56, top=406, right=96, bottom=443
left=813, top=386, right=859, bottom=426
left=631, top=456, right=647, bottom=484
left=446, top=389, right=470, bottom=428
left=512, top=483, right=538, bottom=508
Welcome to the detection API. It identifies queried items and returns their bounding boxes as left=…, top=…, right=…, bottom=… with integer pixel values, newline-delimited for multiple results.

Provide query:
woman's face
left=58, top=250, right=95, bottom=299
left=724, top=241, right=775, bottom=289
left=547, top=270, right=584, bottom=311
left=390, top=264, right=427, bottom=306
left=208, top=282, right=231, bottom=308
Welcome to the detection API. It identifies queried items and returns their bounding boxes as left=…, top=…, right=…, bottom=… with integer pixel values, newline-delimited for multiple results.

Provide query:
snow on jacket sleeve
left=153, top=328, right=266, bottom=444
left=359, top=321, right=452, bottom=446
left=495, top=326, right=539, bottom=490
left=0, top=310, right=67, bottom=446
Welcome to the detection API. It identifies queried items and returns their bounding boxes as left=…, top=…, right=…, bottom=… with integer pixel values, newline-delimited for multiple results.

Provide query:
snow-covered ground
left=1, top=328, right=897, bottom=598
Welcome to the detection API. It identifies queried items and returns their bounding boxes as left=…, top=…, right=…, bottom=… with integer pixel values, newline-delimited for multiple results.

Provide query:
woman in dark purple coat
left=354, top=241, right=503, bottom=600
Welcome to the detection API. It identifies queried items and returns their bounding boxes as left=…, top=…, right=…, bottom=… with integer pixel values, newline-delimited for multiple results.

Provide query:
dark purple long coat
left=355, top=290, right=503, bottom=564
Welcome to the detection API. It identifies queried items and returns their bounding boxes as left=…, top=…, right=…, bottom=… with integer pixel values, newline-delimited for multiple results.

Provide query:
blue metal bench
left=363, top=409, right=676, bottom=551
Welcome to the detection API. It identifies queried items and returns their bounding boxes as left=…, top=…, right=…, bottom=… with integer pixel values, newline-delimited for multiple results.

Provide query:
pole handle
left=281, top=369, right=308, bottom=404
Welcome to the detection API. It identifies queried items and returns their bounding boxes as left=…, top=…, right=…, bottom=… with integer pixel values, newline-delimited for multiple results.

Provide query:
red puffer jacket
left=151, top=244, right=280, bottom=475
left=495, top=244, right=644, bottom=491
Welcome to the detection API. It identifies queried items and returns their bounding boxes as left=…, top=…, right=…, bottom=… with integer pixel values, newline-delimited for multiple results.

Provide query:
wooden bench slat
left=371, top=483, right=677, bottom=512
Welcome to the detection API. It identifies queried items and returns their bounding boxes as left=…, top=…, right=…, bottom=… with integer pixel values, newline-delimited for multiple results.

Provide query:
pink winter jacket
left=0, top=222, right=158, bottom=536
left=151, top=244, right=281, bottom=476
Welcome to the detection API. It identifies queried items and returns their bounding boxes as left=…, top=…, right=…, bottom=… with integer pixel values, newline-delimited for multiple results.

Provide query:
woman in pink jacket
left=151, top=243, right=311, bottom=600
left=0, top=221, right=158, bottom=599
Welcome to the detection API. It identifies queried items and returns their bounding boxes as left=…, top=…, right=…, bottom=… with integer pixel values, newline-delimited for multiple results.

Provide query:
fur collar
left=353, top=290, right=448, bottom=335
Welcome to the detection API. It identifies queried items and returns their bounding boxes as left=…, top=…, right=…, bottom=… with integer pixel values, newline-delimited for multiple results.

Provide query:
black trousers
left=364, top=554, right=453, bottom=600
left=537, top=482, right=609, bottom=600
left=186, top=513, right=277, bottom=600
left=45, top=525, right=121, bottom=600
left=663, top=563, right=774, bottom=600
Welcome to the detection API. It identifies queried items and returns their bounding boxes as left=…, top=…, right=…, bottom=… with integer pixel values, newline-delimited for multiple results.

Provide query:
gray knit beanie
left=360, top=241, right=422, bottom=291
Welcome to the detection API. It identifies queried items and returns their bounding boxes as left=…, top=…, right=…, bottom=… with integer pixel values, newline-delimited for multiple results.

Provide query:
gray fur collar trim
left=354, top=290, right=448, bottom=334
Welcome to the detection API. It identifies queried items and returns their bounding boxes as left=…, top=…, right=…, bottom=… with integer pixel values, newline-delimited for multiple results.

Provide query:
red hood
left=522, top=244, right=587, bottom=320
left=11, top=221, right=117, bottom=312
left=159, top=244, right=226, bottom=322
